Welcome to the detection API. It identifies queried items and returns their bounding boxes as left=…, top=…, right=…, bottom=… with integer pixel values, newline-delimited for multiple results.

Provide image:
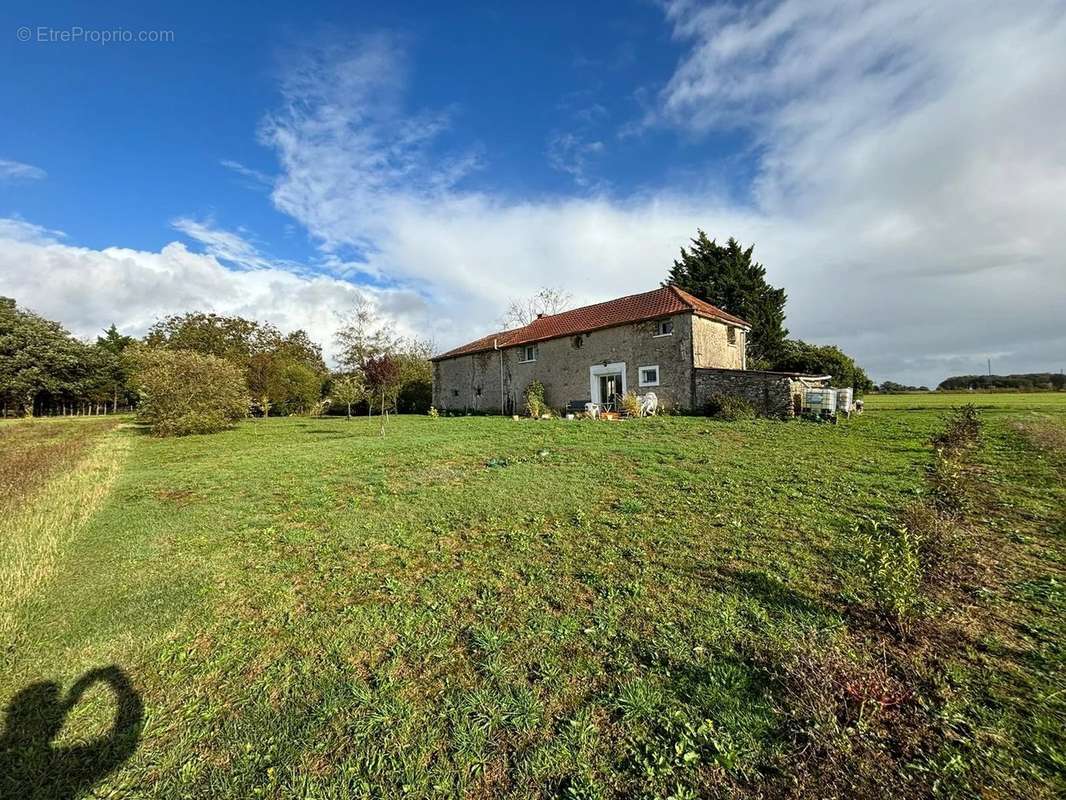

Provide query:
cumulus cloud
left=0, top=220, right=430, bottom=362
left=0, top=159, right=47, bottom=181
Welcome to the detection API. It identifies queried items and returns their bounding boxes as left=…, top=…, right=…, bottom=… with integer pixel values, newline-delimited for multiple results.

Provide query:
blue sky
left=2, top=1, right=746, bottom=256
left=2, top=1, right=1064, bottom=385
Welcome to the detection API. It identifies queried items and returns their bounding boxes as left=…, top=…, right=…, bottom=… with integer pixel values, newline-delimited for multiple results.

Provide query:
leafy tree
left=331, top=373, right=367, bottom=419
left=0, top=297, right=88, bottom=416
left=95, top=324, right=136, bottom=410
left=265, top=361, right=323, bottom=415
left=147, top=312, right=325, bottom=415
left=666, top=232, right=788, bottom=365
left=500, top=287, right=572, bottom=329
left=393, top=339, right=433, bottom=414
left=772, top=340, right=873, bottom=392
left=131, top=347, right=248, bottom=436
left=145, top=313, right=273, bottom=363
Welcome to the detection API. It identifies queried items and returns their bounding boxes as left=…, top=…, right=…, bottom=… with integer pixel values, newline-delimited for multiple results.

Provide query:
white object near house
left=584, top=402, right=600, bottom=419
left=802, top=388, right=837, bottom=415
left=835, top=388, right=854, bottom=414
left=639, top=392, right=658, bottom=416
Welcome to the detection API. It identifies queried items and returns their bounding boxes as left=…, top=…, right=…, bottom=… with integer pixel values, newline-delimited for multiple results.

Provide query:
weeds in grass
left=751, top=629, right=922, bottom=798
left=931, top=403, right=982, bottom=455
left=854, top=517, right=924, bottom=631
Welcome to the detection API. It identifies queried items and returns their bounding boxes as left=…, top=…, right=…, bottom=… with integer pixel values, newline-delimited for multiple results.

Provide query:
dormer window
left=654, top=320, right=674, bottom=337
left=520, top=344, right=537, bottom=363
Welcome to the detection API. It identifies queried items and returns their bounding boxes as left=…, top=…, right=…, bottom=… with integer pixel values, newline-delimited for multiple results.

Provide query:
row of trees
left=666, top=232, right=874, bottom=391
left=0, top=296, right=433, bottom=434
left=0, top=298, right=136, bottom=417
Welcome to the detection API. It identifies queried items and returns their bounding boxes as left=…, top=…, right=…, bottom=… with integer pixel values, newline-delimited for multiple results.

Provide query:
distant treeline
left=875, top=381, right=931, bottom=393
left=937, top=373, right=1065, bottom=391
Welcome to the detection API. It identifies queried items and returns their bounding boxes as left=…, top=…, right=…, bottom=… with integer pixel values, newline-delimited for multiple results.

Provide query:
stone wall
left=693, top=368, right=799, bottom=419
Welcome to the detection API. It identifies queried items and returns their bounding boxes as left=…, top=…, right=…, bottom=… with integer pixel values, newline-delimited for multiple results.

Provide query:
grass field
left=2, top=393, right=1063, bottom=799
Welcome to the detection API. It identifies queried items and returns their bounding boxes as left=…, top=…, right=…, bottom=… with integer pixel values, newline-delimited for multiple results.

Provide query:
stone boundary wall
left=693, top=368, right=801, bottom=419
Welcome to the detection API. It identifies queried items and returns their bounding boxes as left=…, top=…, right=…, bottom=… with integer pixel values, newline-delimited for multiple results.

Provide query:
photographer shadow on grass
left=0, top=665, right=143, bottom=800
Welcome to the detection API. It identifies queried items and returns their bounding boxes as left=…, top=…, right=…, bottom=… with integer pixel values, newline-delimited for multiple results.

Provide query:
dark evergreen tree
left=666, top=232, right=788, bottom=366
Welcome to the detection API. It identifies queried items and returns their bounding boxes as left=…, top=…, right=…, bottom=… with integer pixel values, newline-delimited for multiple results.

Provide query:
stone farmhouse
left=432, top=285, right=823, bottom=417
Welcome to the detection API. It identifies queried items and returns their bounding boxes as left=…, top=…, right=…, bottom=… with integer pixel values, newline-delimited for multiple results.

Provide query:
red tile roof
left=433, top=285, right=750, bottom=361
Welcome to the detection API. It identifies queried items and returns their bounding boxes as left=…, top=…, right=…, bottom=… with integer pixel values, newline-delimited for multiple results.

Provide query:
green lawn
left=2, top=395, right=1063, bottom=799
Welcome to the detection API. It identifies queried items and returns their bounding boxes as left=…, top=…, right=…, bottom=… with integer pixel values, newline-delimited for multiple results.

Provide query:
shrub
left=853, top=517, right=923, bottom=630
left=524, top=380, right=547, bottom=418
left=931, top=404, right=981, bottom=454
left=619, top=391, right=641, bottom=417
left=133, top=348, right=248, bottom=436
left=705, top=393, right=756, bottom=421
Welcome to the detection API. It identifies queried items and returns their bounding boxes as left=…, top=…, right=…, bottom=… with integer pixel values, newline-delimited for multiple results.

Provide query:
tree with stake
left=363, top=355, right=401, bottom=436
left=332, top=372, right=367, bottom=420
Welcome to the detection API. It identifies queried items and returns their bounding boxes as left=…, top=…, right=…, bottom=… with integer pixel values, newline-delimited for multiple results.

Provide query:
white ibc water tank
left=835, top=388, right=853, bottom=413
left=803, top=388, right=837, bottom=414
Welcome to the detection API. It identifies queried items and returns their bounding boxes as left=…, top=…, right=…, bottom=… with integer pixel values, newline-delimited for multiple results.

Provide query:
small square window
left=638, top=365, right=660, bottom=387
left=520, top=344, right=537, bottom=362
left=727, top=327, right=737, bottom=345
left=655, top=320, right=674, bottom=337
left=452, top=389, right=459, bottom=397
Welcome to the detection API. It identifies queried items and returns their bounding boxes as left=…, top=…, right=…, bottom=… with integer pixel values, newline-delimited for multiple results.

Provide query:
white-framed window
left=727, top=326, right=737, bottom=345
left=638, top=365, right=660, bottom=387
left=520, top=344, right=537, bottom=363
left=654, top=319, right=674, bottom=337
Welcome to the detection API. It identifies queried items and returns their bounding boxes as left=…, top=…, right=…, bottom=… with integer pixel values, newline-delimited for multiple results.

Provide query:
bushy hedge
left=133, top=347, right=248, bottom=436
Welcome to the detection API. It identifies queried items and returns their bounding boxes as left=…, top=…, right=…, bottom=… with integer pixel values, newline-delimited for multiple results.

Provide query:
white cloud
left=648, top=0, right=1066, bottom=382
left=547, top=132, right=606, bottom=187
left=220, top=159, right=274, bottom=190
left=253, top=19, right=1065, bottom=385
left=171, top=217, right=279, bottom=271
left=0, top=220, right=430, bottom=362
left=259, top=33, right=481, bottom=255
left=0, top=159, right=46, bottom=182
left=0, top=217, right=65, bottom=244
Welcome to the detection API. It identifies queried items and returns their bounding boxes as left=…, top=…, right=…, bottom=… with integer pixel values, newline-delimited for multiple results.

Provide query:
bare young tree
left=334, top=299, right=402, bottom=373
left=500, top=287, right=572, bottom=329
